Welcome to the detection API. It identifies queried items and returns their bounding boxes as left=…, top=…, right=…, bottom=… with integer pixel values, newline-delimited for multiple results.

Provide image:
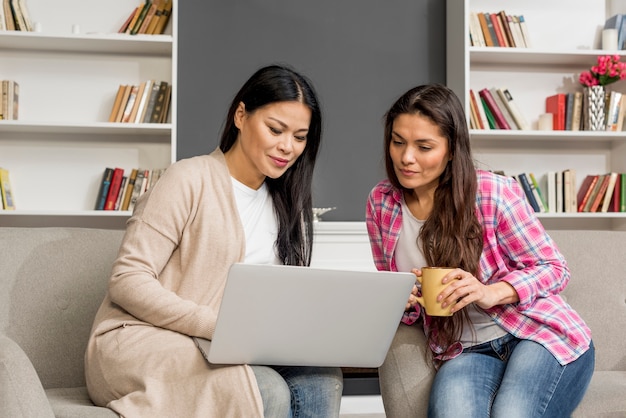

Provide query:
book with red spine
left=479, top=88, right=511, bottom=129
left=610, top=173, right=621, bottom=212
left=589, top=174, right=611, bottom=212
left=546, top=93, right=566, bottom=130
left=576, top=175, right=599, bottom=212
left=104, top=168, right=124, bottom=210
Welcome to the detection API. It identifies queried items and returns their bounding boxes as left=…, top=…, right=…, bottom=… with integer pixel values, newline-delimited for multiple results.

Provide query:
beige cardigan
left=85, top=149, right=265, bottom=417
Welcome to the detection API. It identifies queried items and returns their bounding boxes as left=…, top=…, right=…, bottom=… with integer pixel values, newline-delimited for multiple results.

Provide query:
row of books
left=469, top=88, right=530, bottom=130
left=469, top=10, right=531, bottom=48
left=118, top=0, right=173, bottom=35
left=108, top=80, right=171, bottom=124
left=0, top=0, right=33, bottom=31
left=0, top=167, right=15, bottom=210
left=95, top=167, right=167, bottom=211
left=548, top=91, right=626, bottom=132
left=0, top=80, right=19, bottom=120
left=506, top=170, right=626, bottom=214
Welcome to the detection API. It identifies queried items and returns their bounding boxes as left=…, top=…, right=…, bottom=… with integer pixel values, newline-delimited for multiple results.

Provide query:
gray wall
left=177, top=1, right=446, bottom=221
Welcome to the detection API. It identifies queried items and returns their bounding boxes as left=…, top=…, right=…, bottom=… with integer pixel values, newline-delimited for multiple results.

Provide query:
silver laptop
left=194, top=263, right=415, bottom=368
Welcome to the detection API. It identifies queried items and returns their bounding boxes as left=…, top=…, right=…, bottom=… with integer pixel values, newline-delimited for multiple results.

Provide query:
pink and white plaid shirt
left=366, top=170, right=591, bottom=365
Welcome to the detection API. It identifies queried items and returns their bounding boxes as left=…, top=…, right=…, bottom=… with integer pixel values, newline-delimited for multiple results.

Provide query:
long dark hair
left=220, top=64, right=322, bottom=267
left=383, top=83, right=483, bottom=350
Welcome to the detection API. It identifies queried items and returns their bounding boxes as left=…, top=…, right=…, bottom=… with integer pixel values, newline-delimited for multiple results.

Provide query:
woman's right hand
left=405, top=268, right=422, bottom=311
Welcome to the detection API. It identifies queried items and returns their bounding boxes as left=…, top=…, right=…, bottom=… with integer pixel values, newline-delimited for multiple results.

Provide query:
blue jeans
left=251, top=365, right=343, bottom=418
left=428, top=334, right=595, bottom=417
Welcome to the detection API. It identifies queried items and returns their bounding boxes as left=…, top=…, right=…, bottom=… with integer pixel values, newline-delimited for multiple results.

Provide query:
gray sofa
left=1, top=227, right=625, bottom=417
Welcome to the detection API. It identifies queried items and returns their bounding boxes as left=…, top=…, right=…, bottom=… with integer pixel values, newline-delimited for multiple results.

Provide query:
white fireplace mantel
left=311, top=222, right=375, bottom=271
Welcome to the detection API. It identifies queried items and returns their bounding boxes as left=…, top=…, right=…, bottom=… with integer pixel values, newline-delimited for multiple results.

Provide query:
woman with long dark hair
left=366, top=83, right=594, bottom=416
left=85, top=64, right=343, bottom=417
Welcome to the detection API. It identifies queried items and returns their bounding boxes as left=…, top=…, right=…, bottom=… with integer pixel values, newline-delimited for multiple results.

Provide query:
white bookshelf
left=447, top=0, right=626, bottom=230
left=0, top=0, right=177, bottom=228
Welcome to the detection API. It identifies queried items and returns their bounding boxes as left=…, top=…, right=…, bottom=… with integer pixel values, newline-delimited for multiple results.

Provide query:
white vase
left=584, top=85, right=606, bottom=131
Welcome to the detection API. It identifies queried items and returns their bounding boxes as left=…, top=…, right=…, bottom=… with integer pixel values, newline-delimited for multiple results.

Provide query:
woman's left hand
left=438, top=269, right=517, bottom=313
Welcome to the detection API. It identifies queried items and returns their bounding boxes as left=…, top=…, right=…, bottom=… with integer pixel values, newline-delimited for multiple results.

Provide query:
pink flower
left=579, top=55, right=626, bottom=87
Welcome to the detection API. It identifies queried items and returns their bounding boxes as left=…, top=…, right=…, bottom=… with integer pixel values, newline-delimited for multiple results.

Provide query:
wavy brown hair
left=383, top=84, right=483, bottom=351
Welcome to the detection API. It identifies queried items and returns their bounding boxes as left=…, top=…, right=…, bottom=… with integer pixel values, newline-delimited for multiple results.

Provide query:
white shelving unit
left=447, top=0, right=626, bottom=230
left=0, top=0, right=177, bottom=228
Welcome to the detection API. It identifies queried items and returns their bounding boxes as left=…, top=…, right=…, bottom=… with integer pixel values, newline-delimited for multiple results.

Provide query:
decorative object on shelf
left=579, top=55, right=626, bottom=131
left=583, top=85, right=606, bottom=131
left=312, top=207, right=336, bottom=222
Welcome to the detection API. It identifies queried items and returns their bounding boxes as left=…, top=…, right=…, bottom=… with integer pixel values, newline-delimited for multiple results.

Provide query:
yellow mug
left=415, top=267, right=458, bottom=316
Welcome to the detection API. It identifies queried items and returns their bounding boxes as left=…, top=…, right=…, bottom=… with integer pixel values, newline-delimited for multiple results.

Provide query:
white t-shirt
left=396, top=196, right=506, bottom=347
left=231, top=178, right=279, bottom=265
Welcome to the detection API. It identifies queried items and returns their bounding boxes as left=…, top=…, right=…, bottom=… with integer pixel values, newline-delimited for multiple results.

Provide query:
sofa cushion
left=47, top=387, right=118, bottom=418
left=573, top=371, right=626, bottom=417
left=0, top=227, right=124, bottom=389
left=0, top=334, right=55, bottom=418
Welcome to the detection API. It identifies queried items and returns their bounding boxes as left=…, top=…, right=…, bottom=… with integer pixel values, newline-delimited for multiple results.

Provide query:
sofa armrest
left=0, top=334, right=55, bottom=418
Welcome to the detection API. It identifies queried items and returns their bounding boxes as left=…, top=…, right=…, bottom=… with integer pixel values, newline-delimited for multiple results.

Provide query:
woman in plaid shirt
left=366, top=84, right=594, bottom=417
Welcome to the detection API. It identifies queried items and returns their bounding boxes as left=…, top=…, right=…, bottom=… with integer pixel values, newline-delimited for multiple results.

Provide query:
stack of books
left=0, top=80, right=19, bottom=120
left=469, top=10, right=531, bottom=48
left=469, top=87, right=530, bottom=130
left=118, top=0, right=173, bottom=35
left=0, top=0, right=33, bottom=31
left=94, top=167, right=167, bottom=211
left=108, top=80, right=172, bottom=124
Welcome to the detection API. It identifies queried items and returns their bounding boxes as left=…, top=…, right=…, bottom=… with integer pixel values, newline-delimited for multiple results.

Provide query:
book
left=498, top=11, right=515, bottom=47
left=11, top=81, right=18, bottom=120
left=104, top=168, right=124, bottom=210
left=606, top=91, right=622, bottom=131
left=616, top=95, right=626, bottom=131
left=518, top=15, right=532, bottom=48
left=158, top=84, right=172, bottom=123
left=128, top=81, right=147, bottom=123
left=489, top=13, right=507, bottom=47
left=468, top=12, right=485, bottom=47
left=128, top=169, right=146, bottom=212
left=546, top=93, right=566, bottom=130
left=479, top=88, right=510, bottom=129
left=468, top=89, right=482, bottom=129
left=477, top=12, right=495, bottom=47
left=145, top=0, right=165, bottom=35
left=118, top=6, right=139, bottom=33
left=496, top=88, right=530, bottom=130
left=114, top=85, right=133, bottom=123
left=142, top=81, right=161, bottom=123
left=619, top=173, right=626, bottom=212
left=16, top=0, right=31, bottom=31
left=571, top=91, right=583, bottom=131
left=480, top=97, right=497, bottom=129
left=468, top=94, right=480, bottom=129
left=600, top=172, right=619, bottom=212
left=562, top=169, right=575, bottom=212
left=9, top=0, right=26, bottom=31
left=152, top=0, right=172, bottom=34
left=546, top=171, right=557, bottom=213
left=108, top=85, right=127, bottom=122
left=130, top=1, right=152, bottom=35
left=490, top=87, right=518, bottom=129
left=622, top=173, right=626, bottom=212
left=529, top=173, right=547, bottom=212
left=121, top=85, right=139, bottom=123
left=567, top=169, right=577, bottom=212
left=115, top=176, right=127, bottom=211
left=517, top=173, right=541, bottom=212
left=471, top=89, right=489, bottom=129
left=150, top=81, right=169, bottom=123
left=124, top=2, right=145, bottom=35
left=121, top=168, right=138, bottom=211
left=483, top=12, right=500, bottom=47
left=1, top=80, right=8, bottom=120
left=610, top=173, right=621, bottom=212
left=135, top=79, right=154, bottom=123
left=94, top=167, right=114, bottom=210
left=564, top=93, right=574, bottom=130
left=555, top=171, right=564, bottom=213
left=576, top=175, right=598, bottom=212
left=588, top=174, right=610, bottom=212
left=0, top=167, right=15, bottom=210
left=137, top=1, right=158, bottom=34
